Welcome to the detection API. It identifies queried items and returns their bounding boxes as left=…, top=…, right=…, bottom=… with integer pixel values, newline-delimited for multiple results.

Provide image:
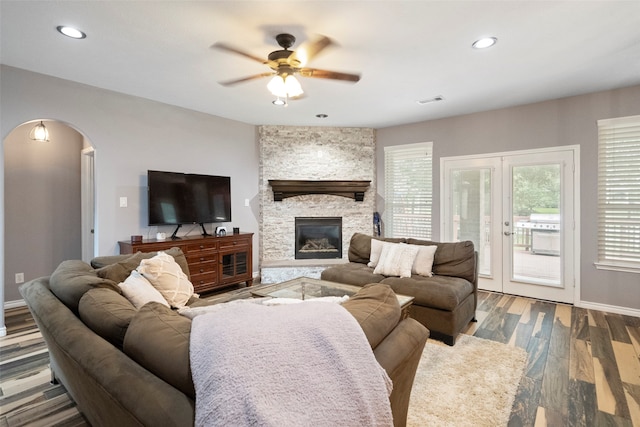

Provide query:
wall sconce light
left=29, top=121, right=50, bottom=142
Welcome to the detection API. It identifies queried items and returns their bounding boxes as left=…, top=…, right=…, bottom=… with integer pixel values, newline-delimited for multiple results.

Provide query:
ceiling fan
left=213, top=33, right=361, bottom=104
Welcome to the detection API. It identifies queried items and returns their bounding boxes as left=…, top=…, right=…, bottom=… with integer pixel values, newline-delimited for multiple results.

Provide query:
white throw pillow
left=373, top=243, right=420, bottom=278
left=118, top=270, right=169, bottom=309
left=409, top=244, right=438, bottom=277
left=368, top=239, right=393, bottom=268
left=137, top=252, right=194, bottom=308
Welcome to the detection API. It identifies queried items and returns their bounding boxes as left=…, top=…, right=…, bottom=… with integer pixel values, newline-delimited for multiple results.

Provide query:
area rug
left=407, top=334, right=527, bottom=427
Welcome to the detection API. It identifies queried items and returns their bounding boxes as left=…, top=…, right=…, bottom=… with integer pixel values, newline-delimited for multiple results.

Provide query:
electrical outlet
left=244, top=199, right=250, bottom=207
left=119, top=196, right=128, bottom=208
left=15, top=273, right=24, bottom=284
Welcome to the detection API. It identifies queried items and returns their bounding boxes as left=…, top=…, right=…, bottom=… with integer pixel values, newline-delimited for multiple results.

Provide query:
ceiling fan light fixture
left=29, top=121, right=50, bottom=142
left=284, top=75, right=303, bottom=97
left=267, top=75, right=304, bottom=98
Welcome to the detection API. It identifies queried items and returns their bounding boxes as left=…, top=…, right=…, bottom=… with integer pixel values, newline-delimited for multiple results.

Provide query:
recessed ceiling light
left=316, top=114, right=328, bottom=119
left=57, top=26, right=86, bottom=39
left=472, top=37, right=497, bottom=49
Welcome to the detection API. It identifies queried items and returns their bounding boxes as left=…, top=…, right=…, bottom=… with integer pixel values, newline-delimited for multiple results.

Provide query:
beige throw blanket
left=189, top=300, right=393, bottom=427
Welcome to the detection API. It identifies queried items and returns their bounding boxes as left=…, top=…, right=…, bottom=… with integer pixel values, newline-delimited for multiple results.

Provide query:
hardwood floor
left=1, top=290, right=639, bottom=426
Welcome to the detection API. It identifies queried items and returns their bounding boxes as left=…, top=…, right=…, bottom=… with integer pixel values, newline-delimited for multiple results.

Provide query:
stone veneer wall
left=259, top=126, right=375, bottom=265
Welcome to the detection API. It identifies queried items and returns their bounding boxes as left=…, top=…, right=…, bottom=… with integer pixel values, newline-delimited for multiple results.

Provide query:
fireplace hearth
left=295, top=217, right=342, bottom=259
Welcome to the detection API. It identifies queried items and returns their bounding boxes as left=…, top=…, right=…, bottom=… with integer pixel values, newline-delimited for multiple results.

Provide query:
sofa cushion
left=78, top=288, right=137, bottom=349
left=118, top=270, right=170, bottom=309
left=348, top=233, right=406, bottom=264
left=406, top=239, right=476, bottom=284
left=49, top=260, right=120, bottom=313
left=409, top=244, right=438, bottom=277
left=137, top=252, right=194, bottom=308
left=123, top=302, right=194, bottom=398
left=95, top=247, right=190, bottom=283
left=321, top=262, right=386, bottom=286
left=381, top=275, right=474, bottom=311
left=373, top=243, right=419, bottom=278
left=342, top=284, right=401, bottom=349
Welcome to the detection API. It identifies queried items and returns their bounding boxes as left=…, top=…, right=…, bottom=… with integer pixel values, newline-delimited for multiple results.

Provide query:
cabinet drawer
left=185, top=241, right=218, bottom=253
left=219, top=239, right=249, bottom=250
left=187, top=253, right=218, bottom=265
left=190, top=262, right=217, bottom=275
left=191, top=272, right=217, bottom=288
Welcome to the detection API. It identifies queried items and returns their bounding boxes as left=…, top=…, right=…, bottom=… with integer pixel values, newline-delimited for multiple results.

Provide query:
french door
left=442, top=148, right=578, bottom=304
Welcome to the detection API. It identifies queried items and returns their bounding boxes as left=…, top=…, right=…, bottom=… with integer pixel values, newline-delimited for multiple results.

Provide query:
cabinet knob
left=200, top=245, right=204, bottom=249
left=200, top=257, right=205, bottom=261
left=200, top=269, right=204, bottom=273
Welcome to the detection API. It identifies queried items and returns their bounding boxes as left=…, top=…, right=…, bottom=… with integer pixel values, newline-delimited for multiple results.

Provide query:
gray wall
left=4, top=121, right=83, bottom=301
left=376, top=84, right=640, bottom=312
left=1, top=65, right=260, bottom=311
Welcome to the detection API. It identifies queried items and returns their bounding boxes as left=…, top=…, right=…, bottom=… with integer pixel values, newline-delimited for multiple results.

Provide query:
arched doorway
left=3, top=120, right=95, bottom=305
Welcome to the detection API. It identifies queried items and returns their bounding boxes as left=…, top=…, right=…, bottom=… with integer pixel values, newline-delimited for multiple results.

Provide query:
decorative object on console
left=215, top=226, right=227, bottom=236
left=130, top=235, right=143, bottom=243
left=233, top=227, right=240, bottom=234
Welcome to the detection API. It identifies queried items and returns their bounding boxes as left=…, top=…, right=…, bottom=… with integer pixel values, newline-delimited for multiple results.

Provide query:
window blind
left=384, top=142, right=432, bottom=239
left=596, top=115, right=640, bottom=272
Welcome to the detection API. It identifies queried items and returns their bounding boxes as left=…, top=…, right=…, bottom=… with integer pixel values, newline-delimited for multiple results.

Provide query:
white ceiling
left=2, top=1, right=639, bottom=129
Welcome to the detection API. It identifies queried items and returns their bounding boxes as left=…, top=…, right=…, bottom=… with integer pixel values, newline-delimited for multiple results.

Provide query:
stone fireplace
left=259, top=125, right=376, bottom=283
left=295, top=217, right=342, bottom=259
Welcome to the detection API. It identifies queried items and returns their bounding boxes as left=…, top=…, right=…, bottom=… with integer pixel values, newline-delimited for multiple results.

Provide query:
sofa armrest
left=20, top=278, right=194, bottom=427
left=374, top=317, right=429, bottom=427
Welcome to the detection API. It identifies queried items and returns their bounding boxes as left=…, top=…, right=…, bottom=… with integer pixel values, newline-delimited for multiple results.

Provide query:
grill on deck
left=516, top=214, right=561, bottom=256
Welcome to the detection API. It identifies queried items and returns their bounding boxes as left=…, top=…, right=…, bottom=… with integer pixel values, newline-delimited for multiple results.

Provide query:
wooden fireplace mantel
left=268, top=180, right=371, bottom=201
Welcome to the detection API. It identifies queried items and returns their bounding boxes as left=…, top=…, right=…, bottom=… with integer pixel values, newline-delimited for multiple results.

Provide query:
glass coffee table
left=251, top=277, right=414, bottom=318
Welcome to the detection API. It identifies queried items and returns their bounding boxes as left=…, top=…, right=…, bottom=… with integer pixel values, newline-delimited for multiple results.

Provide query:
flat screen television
left=148, top=170, right=231, bottom=238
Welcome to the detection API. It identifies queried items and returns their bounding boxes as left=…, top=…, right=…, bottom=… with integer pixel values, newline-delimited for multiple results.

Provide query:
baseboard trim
left=576, top=300, right=640, bottom=318
left=4, top=299, right=27, bottom=310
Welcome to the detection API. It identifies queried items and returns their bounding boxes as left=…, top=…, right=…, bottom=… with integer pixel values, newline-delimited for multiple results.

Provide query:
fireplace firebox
left=295, top=217, right=342, bottom=259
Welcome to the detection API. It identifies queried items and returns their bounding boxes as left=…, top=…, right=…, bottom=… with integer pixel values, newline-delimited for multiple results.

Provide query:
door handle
left=504, top=231, right=511, bottom=236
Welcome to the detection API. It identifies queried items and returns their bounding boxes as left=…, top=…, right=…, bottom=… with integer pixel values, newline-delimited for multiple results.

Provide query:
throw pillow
left=96, top=247, right=191, bottom=283
left=373, top=243, right=420, bottom=278
left=118, top=270, right=169, bottom=309
left=97, top=252, right=148, bottom=283
left=137, top=252, right=194, bottom=308
left=367, top=239, right=391, bottom=268
left=409, top=244, right=438, bottom=277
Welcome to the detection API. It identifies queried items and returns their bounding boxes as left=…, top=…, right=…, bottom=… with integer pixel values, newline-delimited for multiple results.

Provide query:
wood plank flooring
left=1, top=290, right=639, bottom=426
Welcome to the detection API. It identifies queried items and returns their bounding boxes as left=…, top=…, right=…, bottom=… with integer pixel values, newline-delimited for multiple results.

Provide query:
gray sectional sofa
left=20, top=249, right=429, bottom=427
left=321, top=233, right=478, bottom=345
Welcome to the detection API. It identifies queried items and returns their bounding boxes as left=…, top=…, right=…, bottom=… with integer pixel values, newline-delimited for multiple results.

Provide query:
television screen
left=148, top=170, right=231, bottom=226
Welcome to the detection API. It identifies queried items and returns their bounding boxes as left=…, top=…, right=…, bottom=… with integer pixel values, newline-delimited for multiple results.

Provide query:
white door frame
left=441, top=145, right=580, bottom=303
left=81, top=147, right=95, bottom=262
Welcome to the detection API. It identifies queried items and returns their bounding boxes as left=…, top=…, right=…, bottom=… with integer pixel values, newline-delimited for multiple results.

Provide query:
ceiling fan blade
left=212, top=42, right=266, bottom=64
left=298, top=68, right=361, bottom=82
left=219, top=72, right=274, bottom=86
left=289, top=36, right=333, bottom=67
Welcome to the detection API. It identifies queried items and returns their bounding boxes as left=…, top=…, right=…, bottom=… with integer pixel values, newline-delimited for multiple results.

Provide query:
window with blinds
left=383, top=142, right=433, bottom=239
left=596, top=115, right=640, bottom=273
